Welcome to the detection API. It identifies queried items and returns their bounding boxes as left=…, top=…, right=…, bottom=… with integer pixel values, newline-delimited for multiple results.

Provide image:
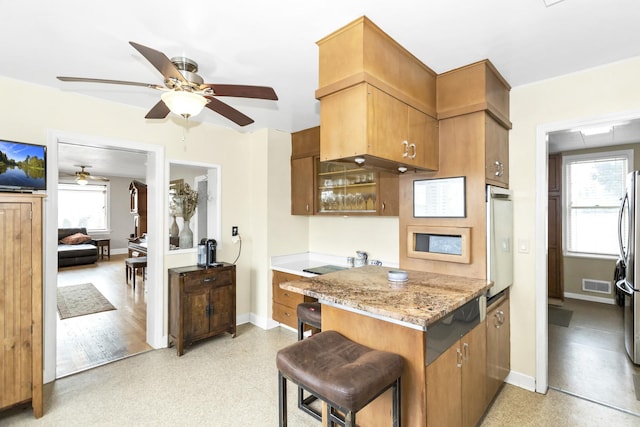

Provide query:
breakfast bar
left=280, top=265, right=492, bottom=426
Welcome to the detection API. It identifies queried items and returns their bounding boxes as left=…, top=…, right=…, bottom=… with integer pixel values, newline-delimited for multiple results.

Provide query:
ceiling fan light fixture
left=76, top=176, right=88, bottom=185
left=161, top=90, right=207, bottom=118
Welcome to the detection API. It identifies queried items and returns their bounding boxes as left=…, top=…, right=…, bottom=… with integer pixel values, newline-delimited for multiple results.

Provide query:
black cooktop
left=302, top=265, right=347, bottom=275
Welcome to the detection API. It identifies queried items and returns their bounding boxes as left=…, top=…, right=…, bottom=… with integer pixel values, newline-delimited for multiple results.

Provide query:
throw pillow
left=59, top=232, right=92, bottom=245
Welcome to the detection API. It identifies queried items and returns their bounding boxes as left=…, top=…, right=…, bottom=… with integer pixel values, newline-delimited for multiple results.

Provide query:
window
left=58, top=183, right=110, bottom=233
left=563, top=150, right=632, bottom=257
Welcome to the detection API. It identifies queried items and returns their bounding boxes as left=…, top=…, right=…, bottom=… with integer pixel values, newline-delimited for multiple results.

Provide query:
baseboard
left=505, top=370, right=536, bottom=392
left=564, top=292, right=616, bottom=305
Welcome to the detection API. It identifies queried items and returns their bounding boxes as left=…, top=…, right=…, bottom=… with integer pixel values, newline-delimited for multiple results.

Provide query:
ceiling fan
left=60, top=165, right=109, bottom=185
left=57, top=41, right=278, bottom=126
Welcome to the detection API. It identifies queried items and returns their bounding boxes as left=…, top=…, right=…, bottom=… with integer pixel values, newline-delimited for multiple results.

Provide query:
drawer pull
left=203, top=277, right=216, bottom=283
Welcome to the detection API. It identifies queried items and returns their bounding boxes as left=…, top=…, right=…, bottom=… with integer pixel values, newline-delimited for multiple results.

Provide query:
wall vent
left=582, top=279, right=611, bottom=294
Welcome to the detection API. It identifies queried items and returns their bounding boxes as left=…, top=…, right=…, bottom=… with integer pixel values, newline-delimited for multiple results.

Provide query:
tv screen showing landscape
left=0, top=139, right=46, bottom=191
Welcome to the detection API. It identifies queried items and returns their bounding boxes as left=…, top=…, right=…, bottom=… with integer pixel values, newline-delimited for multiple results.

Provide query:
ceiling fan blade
left=145, top=100, right=171, bottom=119
left=129, top=41, right=187, bottom=84
left=203, top=84, right=278, bottom=100
left=205, top=97, right=254, bottom=126
left=87, top=175, right=110, bottom=181
left=57, top=76, right=164, bottom=90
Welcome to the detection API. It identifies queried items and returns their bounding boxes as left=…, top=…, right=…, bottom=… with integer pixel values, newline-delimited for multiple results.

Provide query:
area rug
left=57, top=283, right=116, bottom=319
left=548, top=306, right=573, bottom=327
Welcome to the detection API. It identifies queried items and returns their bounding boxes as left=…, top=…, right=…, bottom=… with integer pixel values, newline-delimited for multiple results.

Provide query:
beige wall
left=510, top=56, right=640, bottom=385
left=0, top=76, right=305, bottom=374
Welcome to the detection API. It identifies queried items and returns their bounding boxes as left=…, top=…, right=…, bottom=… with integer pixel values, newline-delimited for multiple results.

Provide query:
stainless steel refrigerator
left=617, top=170, right=640, bottom=364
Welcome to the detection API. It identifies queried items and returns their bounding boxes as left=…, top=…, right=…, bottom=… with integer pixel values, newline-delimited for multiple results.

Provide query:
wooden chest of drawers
left=168, top=264, right=236, bottom=356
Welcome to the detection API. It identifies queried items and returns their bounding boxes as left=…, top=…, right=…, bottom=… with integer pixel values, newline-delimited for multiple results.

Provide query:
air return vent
left=582, top=279, right=611, bottom=294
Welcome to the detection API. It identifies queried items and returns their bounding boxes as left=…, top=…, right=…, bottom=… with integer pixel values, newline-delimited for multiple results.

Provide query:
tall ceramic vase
left=169, top=215, right=179, bottom=239
left=179, top=217, right=193, bottom=249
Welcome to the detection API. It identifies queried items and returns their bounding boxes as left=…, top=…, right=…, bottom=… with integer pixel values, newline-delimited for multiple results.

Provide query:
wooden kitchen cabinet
left=272, top=270, right=317, bottom=330
left=439, top=111, right=509, bottom=188
left=291, top=156, right=316, bottom=215
left=316, top=159, right=398, bottom=216
left=291, top=125, right=399, bottom=216
left=426, top=321, right=487, bottom=427
left=485, top=115, right=509, bottom=187
left=437, top=59, right=511, bottom=130
left=168, top=264, right=236, bottom=356
left=320, top=82, right=438, bottom=172
left=486, top=292, right=511, bottom=403
left=0, top=194, right=44, bottom=418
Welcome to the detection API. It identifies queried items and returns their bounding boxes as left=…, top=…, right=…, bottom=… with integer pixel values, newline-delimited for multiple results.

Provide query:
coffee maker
left=206, top=239, right=217, bottom=266
left=198, top=238, right=218, bottom=267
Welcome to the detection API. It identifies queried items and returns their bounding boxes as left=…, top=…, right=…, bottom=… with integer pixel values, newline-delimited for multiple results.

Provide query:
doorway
left=55, top=143, right=152, bottom=377
left=44, top=130, right=165, bottom=384
left=541, top=115, right=640, bottom=414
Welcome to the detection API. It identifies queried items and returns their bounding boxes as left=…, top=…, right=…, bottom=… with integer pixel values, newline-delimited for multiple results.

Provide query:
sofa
left=58, top=227, right=99, bottom=267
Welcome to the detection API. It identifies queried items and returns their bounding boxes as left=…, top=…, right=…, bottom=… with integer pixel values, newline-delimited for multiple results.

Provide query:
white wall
left=509, top=55, right=640, bottom=389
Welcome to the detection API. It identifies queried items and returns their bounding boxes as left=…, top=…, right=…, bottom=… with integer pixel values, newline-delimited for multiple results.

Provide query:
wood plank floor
left=56, top=254, right=152, bottom=378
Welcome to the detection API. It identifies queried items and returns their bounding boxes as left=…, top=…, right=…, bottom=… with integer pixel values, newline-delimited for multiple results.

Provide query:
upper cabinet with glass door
left=316, top=160, right=398, bottom=216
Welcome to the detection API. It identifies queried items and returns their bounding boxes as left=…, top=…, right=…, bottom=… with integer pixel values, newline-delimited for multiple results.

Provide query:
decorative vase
left=179, top=217, right=193, bottom=249
left=169, top=215, right=179, bottom=238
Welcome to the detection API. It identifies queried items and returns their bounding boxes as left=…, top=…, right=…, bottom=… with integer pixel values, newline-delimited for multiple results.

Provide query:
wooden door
left=426, top=343, right=462, bottom=427
left=291, top=156, right=315, bottom=215
left=185, top=288, right=210, bottom=341
left=368, top=85, right=409, bottom=163
left=407, top=106, right=439, bottom=170
left=548, top=195, right=563, bottom=299
left=209, top=285, right=233, bottom=334
left=548, top=153, right=563, bottom=299
left=485, top=116, right=509, bottom=187
left=461, top=323, right=487, bottom=427
left=0, top=202, right=34, bottom=410
left=377, top=171, right=399, bottom=216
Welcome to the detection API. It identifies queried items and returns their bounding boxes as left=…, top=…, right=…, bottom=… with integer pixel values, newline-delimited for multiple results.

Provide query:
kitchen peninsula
left=280, top=265, right=492, bottom=426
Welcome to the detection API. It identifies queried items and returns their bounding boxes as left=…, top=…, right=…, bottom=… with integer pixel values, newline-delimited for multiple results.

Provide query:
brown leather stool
left=296, top=302, right=322, bottom=420
left=277, top=330, right=403, bottom=427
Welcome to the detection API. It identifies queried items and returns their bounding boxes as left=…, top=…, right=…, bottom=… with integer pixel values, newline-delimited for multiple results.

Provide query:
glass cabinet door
left=317, top=161, right=378, bottom=214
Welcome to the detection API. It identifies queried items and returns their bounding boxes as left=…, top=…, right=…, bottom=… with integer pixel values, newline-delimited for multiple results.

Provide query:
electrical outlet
left=232, top=226, right=238, bottom=236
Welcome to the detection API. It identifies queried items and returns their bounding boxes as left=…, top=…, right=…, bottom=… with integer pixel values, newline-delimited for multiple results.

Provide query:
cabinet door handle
left=402, top=140, right=409, bottom=158
left=456, top=348, right=463, bottom=368
left=494, top=161, right=504, bottom=177
left=306, top=204, right=309, bottom=212
left=382, top=202, right=386, bottom=211
left=408, top=143, right=417, bottom=159
left=206, top=304, right=215, bottom=316
left=203, top=277, right=216, bottom=283
left=463, top=342, right=469, bottom=361
left=496, top=310, right=505, bottom=327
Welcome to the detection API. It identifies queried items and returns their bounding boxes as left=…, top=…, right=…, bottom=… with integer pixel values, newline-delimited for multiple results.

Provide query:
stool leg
left=393, top=377, right=401, bottom=427
left=132, top=267, right=136, bottom=290
left=278, top=372, right=287, bottom=427
left=297, top=319, right=304, bottom=341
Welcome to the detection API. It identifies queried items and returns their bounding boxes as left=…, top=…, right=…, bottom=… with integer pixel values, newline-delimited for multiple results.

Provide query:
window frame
left=562, top=149, right=633, bottom=259
left=58, top=181, right=111, bottom=234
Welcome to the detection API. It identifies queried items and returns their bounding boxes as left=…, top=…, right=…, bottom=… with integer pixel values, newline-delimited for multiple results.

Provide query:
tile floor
left=548, top=298, right=640, bottom=416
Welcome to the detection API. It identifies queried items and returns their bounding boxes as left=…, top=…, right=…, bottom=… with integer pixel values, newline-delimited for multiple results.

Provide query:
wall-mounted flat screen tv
left=0, top=139, right=47, bottom=192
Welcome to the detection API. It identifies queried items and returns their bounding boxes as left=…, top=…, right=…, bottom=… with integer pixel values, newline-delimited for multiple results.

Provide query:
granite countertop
left=280, top=265, right=492, bottom=329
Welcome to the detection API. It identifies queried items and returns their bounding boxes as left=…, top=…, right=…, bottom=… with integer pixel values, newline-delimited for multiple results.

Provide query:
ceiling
left=3, top=0, right=640, bottom=173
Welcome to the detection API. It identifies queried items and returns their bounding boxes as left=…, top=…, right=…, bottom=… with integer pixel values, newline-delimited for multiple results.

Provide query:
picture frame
left=413, top=176, right=466, bottom=218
